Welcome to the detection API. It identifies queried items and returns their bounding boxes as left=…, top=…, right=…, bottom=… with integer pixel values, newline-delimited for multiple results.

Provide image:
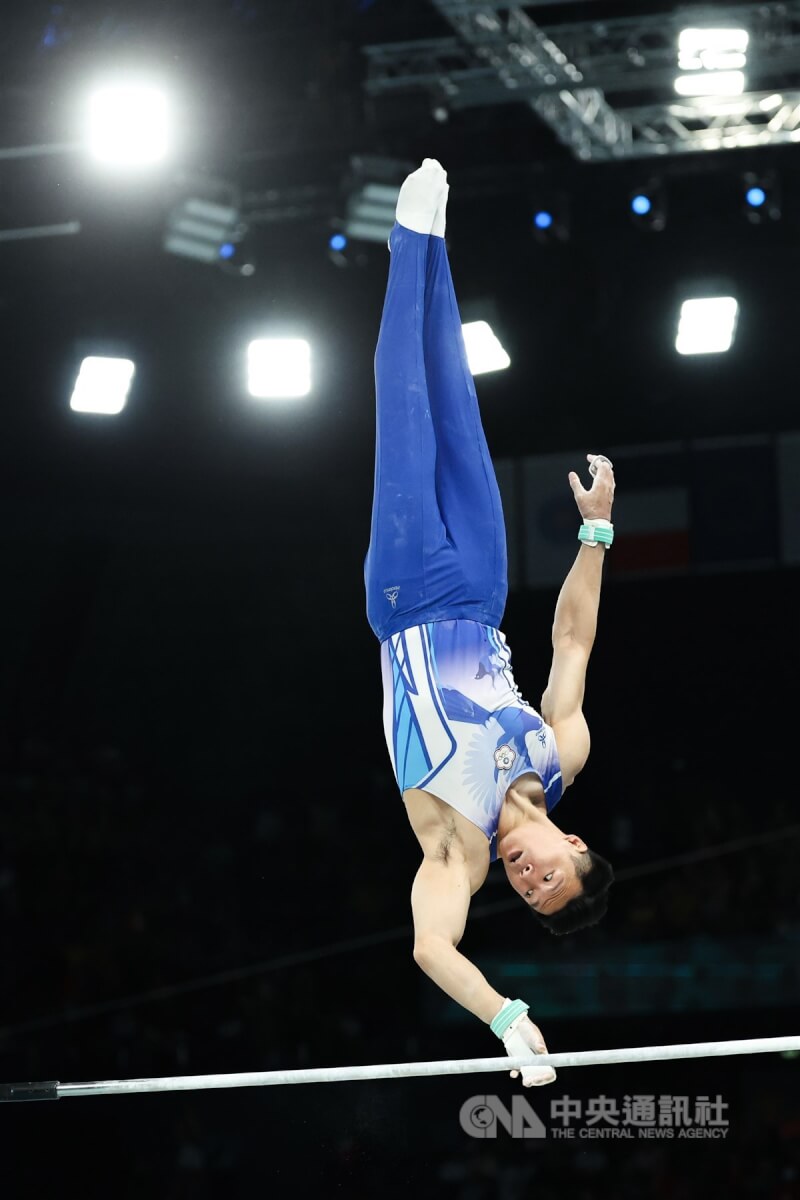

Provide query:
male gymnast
left=364, top=160, right=615, bottom=1087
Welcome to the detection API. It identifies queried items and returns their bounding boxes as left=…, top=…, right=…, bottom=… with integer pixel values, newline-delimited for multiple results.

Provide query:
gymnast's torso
left=379, top=619, right=563, bottom=865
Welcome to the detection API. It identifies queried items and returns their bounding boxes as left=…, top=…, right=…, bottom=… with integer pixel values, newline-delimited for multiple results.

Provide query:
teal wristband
left=578, top=520, right=614, bottom=548
left=490, top=998, right=529, bottom=1039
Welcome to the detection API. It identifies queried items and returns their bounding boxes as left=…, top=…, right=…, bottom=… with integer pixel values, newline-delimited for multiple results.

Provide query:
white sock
left=395, top=159, right=448, bottom=236
left=431, top=183, right=449, bottom=239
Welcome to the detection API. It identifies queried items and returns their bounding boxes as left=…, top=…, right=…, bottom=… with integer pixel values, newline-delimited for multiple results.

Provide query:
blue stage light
left=329, top=234, right=348, bottom=252
left=219, top=242, right=236, bottom=260
left=627, top=181, right=666, bottom=232
left=534, top=211, right=553, bottom=230
left=745, top=186, right=766, bottom=208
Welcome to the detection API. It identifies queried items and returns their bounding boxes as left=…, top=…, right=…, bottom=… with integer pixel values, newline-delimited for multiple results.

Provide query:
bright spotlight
left=70, top=357, right=135, bottom=415
left=247, top=338, right=311, bottom=400
left=534, top=211, right=553, bottom=230
left=86, top=80, right=171, bottom=167
left=631, top=194, right=652, bottom=216
left=745, top=186, right=766, bottom=208
left=675, top=297, right=738, bottom=356
left=678, top=27, right=749, bottom=72
left=461, top=321, right=510, bottom=376
left=674, top=70, right=745, bottom=97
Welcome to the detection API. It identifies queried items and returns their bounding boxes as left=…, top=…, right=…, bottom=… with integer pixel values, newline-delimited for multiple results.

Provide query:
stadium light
left=86, top=79, right=171, bottom=168
left=675, top=28, right=748, bottom=98
left=344, top=182, right=399, bottom=243
left=742, top=170, right=781, bottom=224
left=340, top=157, right=411, bottom=245
left=628, top=180, right=666, bottom=232
left=69, top=357, right=135, bottom=415
left=162, top=173, right=250, bottom=272
left=678, top=28, right=749, bottom=73
left=247, top=339, right=312, bottom=400
left=674, top=71, right=745, bottom=97
left=531, top=194, right=569, bottom=244
left=675, top=297, right=738, bottom=355
left=164, top=196, right=242, bottom=264
left=327, top=229, right=369, bottom=269
left=461, top=322, right=510, bottom=376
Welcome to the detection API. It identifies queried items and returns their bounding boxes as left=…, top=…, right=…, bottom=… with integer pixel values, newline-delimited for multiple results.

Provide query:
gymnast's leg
left=364, top=162, right=448, bottom=641
left=422, top=219, right=508, bottom=629
left=364, top=159, right=507, bottom=641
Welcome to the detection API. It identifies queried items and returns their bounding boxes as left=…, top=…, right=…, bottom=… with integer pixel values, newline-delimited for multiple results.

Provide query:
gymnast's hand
left=568, top=453, right=615, bottom=522
left=501, top=1012, right=557, bottom=1088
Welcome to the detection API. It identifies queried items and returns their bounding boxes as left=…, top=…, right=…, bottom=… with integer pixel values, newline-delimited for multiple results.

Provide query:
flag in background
left=497, top=434, right=790, bottom=590
left=520, top=451, right=578, bottom=589
left=603, top=442, right=690, bottom=579
left=517, top=444, right=690, bottom=587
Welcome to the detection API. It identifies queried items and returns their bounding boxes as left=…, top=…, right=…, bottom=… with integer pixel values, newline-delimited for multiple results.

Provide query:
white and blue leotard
left=380, top=619, right=563, bottom=860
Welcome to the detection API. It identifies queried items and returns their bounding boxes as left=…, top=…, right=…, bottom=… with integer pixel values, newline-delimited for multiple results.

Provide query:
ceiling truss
left=363, top=1, right=800, bottom=160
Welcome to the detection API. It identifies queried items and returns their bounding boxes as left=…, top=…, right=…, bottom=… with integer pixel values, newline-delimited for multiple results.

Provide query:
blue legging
left=364, top=222, right=508, bottom=642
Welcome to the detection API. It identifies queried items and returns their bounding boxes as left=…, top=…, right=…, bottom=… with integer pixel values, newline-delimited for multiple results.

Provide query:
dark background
left=0, top=2, right=798, bottom=1196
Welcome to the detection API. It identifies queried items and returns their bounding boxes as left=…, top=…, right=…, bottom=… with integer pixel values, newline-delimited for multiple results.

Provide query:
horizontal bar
left=2, top=1036, right=797, bottom=1101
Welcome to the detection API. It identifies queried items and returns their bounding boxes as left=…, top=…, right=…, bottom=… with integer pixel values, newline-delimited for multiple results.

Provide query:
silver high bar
left=1, top=1036, right=798, bottom=1102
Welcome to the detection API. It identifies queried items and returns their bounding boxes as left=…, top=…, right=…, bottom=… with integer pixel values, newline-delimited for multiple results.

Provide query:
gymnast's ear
left=532, top=850, right=614, bottom=935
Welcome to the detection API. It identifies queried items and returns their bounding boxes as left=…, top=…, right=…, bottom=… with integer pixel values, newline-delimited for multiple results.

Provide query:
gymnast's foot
left=395, top=158, right=449, bottom=236
left=431, top=178, right=449, bottom=239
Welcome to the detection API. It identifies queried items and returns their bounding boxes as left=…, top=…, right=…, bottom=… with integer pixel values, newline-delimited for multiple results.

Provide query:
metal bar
left=2, top=1037, right=797, bottom=1101
left=0, top=221, right=81, bottom=242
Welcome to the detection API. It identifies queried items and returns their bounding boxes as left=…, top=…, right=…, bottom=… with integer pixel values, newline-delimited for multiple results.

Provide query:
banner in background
left=604, top=442, right=690, bottom=579
left=496, top=433, right=795, bottom=590
left=520, top=451, right=577, bottom=590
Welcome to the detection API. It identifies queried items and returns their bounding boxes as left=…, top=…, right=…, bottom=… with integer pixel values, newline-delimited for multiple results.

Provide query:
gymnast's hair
left=531, top=849, right=614, bottom=936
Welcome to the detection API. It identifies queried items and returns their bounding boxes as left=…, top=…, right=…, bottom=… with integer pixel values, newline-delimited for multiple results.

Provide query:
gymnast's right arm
left=411, top=856, right=505, bottom=1023
left=411, top=856, right=557, bottom=1085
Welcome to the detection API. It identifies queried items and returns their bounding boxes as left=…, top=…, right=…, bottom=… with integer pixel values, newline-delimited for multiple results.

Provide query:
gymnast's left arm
left=540, top=453, right=615, bottom=786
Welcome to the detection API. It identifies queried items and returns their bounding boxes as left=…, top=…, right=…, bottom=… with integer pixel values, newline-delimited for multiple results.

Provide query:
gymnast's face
left=500, top=830, right=588, bottom=914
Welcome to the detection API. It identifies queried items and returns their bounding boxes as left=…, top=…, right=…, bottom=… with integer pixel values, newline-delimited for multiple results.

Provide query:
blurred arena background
left=0, top=1, right=798, bottom=1195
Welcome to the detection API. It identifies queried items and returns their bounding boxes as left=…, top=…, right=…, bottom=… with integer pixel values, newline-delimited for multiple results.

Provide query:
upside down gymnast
left=364, top=160, right=616, bottom=1087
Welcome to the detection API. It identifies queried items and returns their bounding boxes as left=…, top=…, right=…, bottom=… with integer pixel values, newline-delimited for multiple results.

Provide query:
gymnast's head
left=498, top=820, right=614, bottom=935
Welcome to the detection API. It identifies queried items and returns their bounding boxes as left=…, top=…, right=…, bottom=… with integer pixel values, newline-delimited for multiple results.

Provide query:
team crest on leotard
left=494, top=744, right=516, bottom=772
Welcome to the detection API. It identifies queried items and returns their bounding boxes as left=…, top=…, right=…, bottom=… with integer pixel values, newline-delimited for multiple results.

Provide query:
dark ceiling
left=2, top=1, right=799, bottom=508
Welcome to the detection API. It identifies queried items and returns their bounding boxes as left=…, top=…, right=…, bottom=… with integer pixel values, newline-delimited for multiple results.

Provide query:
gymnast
left=364, top=160, right=615, bottom=1087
